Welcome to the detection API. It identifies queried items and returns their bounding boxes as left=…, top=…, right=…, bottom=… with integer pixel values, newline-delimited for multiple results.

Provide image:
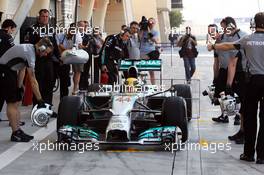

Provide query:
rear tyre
left=162, top=97, right=188, bottom=142
left=174, top=84, right=192, bottom=121
left=57, top=96, right=82, bottom=131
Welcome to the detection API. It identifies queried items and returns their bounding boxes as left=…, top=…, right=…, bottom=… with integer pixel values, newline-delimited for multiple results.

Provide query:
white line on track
left=0, top=119, right=56, bottom=170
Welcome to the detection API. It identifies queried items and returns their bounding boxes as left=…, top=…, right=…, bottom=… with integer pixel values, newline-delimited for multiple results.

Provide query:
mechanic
left=139, top=17, right=160, bottom=85
left=207, top=12, right=264, bottom=164
left=177, top=26, right=198, bottom=84
left=211, top=18, right=237, bottom=123
left=222, top=17, right=248, bottom=143
left=100, top=28, right=130, bottom=84
left=0, top=19, right=16, bottom=123
left=0, top=38, right=52, bottom=142
left=24, top=9, right=58, bottom=109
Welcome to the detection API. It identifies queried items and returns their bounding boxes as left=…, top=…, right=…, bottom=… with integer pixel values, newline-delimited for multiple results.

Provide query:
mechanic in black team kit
left=0, top=19, right=16, bottom=122
left=100, top=28, right=130, bottom=84
left=0, top=38, right=52, bottom=142
left=207, top=12, right=264, bottom=164
left=24, top=9, right=58, bottom=109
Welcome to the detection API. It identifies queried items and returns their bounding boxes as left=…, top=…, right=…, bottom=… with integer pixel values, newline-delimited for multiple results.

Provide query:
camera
left=139, top=16, right=149, bottom=31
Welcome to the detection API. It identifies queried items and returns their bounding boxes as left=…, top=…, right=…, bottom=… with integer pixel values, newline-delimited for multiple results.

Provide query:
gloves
left=225, top=85, right=234, bottom=96
left=37, top=99, right=46, bottom=109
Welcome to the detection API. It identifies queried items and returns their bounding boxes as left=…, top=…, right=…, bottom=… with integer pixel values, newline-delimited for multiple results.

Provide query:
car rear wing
left=118, top=59, right=162, bottom=71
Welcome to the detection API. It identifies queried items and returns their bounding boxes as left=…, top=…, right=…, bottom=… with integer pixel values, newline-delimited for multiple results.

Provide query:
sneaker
left=228, top=130, right=243, bottom=141
left=256, top=158, right=264, bottom=164
left=234, top=114, right=240, bottom=125
left=240, top=154, right=255, bottom=162
left=11, top=129, right=33, bottom=142
left=18, top=129, right=34, bottom=140
left=212, top=114, right=229, bottom=123
left=235, top=136, right=245, bottom=144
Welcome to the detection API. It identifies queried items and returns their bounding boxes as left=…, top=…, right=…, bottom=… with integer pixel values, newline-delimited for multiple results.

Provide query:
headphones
left=224, top=17, right=237, bottom=30
left=253, top=12, right=264, bottom=29
left=120, top=27, right=131, bottom=36
left=250, top=18, right=256, bottom=30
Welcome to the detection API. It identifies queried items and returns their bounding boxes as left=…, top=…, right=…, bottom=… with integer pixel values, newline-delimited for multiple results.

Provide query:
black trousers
left=79, top=55, right=100, bottom=88
left=214, top=68, right=227, bottom=98
left=58, top=64, right=70, bottom=99
left=33, top=59, right=54, bottom=105
left=244, top=75, right=264, bottom=159
left=106, top=60, right=118, bottom=85
left=93, top=57, right=100, bottom=83
left=79, top=54, right=92, bottom=90
left=233, top=71, right=246, bottom=114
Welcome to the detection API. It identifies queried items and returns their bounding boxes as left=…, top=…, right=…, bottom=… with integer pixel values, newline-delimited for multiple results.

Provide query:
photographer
left=207, top=12, right=264, bottom=164
left=139, top=17, right=160, bottom=85
left=210, top=19, right=235, bottom=123
left=177, top=26, right=198, bottom=84
left=128, top=21, right=140, bottom=59
left=169, top=31, right=178, bottom=47
left=207, top=24, right=221, bottom=86
left=222, top=17, right=248, bottom=143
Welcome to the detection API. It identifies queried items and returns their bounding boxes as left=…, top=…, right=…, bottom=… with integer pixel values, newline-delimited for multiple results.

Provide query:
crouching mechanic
left=100, top=28, right=130, bottom=84
left=0, top=38, right=51, bottom=142
left=207, top=12, right=264, bottom=164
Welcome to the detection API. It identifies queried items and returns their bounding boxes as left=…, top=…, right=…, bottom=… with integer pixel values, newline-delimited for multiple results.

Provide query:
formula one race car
left=57, top=59, right=192, bottom=146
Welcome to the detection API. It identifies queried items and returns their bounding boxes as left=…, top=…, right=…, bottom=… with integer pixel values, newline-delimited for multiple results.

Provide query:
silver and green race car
left=57, top=59, right=192, bottom=146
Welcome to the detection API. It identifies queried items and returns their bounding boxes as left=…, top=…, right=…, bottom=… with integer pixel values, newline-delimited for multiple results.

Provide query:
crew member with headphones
left=207, top=12, right=264, bottom=164
left=24, top=9, right=59, bottom=113
left=0, top=37, right=52, bottom=142
left=100, top=28, right=130, bottom=84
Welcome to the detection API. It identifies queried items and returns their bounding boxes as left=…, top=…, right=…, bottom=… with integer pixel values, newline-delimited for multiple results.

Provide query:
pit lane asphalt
left=0, top=46, right=263, bottom=175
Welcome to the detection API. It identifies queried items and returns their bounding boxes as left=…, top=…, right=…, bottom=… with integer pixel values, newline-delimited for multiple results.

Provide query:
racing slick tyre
left=174, top=84, right=192, bottom=121
left=161, top=96, right=188, bottom=142
left=57, top=96, right=82, bottom=131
